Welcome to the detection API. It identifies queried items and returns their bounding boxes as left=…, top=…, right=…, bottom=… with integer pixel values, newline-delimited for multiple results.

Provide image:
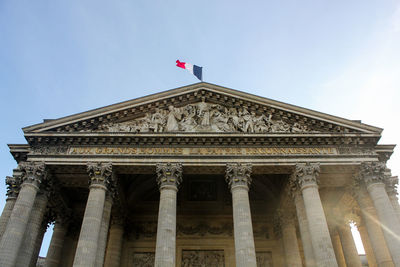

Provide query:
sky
left=1, top=0, right=400, bottom=258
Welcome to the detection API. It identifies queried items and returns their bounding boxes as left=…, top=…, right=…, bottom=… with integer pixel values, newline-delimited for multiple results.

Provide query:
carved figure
left=97, top=101, right=319, bottom=134
left=166, top=105, right=182, bottom=132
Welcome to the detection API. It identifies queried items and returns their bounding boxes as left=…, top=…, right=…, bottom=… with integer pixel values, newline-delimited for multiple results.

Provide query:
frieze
left=68, top=146, right=337, bottom=156
left=182, top=250, right=225, bottom=267
left=96, top=101, right=319, bottom=134
left=131, top=252, right=154, bottom=267
left=31, top=145, right=68, bottom=155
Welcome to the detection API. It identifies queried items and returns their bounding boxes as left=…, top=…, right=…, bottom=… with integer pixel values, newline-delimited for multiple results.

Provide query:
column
left=73, top=162, right=113, bottom=267
left=45, top=216, right=69, bottom=267
left=0, top=162, right=47, bottom=267
left=293, top=163, right=338, bottom=267
left=385, top=176, right=400, bottom=223
left=329, top=227, right=346, bottom=267
left=275, top=210, right=303, bottom=267
left=104, top=216, right=125, bottom=267
left=337, top=220, right=362, bottom=267
left=354, top=183, right=394, bottom=267
left=225, top=163, right=257, bottom=267
left=0, top=175, right=21, bottom=239
left=29, top=219, right=48, bottom=267
left=358, top=221, right=378, bottom=267
left=95, top=193, right=113, bottom=267
left=154, top=163, right=183, bottom=267
left=291, top=187, right=316, bottom=267
left=15, top=192, right=49, bottom=267
left=360, top=162, right=400, bottom=266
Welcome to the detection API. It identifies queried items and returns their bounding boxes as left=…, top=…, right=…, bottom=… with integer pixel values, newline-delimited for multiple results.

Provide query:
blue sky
left=1, top=0, right=399, bottom=257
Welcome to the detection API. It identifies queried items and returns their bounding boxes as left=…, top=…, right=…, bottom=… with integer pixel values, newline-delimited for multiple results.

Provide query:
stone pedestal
left=355, top=186, right=394, bottom=267
left=104, top=217, right=124, bottom=267
left=73, top=162, right=112, bottom=267
left=226, top=163, right=257, bottom=267
left=95, top=194, right=113, bottom=267
left=358, top=223, right=378, bottom=267
left=294, top=163, right=338, bottom=267
left=15, top=192, right=49, bottom=267
left=45, top=219, right=69, bottom=267
left=0, top=162, right=46, bottom=267
left=292, top=189, right=316, bottom=267
left=154, top=163, right=183, bottom=267
left=337, top=221, right=362, bottom=267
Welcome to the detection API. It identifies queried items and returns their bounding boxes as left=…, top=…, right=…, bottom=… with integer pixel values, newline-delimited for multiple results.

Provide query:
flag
left=176, top=60, right=202, bottom=81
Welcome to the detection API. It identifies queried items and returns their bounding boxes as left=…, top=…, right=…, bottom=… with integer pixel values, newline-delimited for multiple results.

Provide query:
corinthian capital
left=293, top=163, right=320, bottom=189
left=87, top=162, right=113, bottom=188
left=360, top=161, right=386, bottom=186
left=225, top=163, right=252, bottom=190
left=5, top=175, right=22, bottom=199
left=156, top=162, right=183, bottom=189
left=19, top=161, right=47, bottom=187
left=384, top=175, right=398, bottom=197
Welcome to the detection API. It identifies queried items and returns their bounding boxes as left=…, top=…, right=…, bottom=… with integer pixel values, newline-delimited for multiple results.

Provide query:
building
left=0, top=82, right=399, bottom=267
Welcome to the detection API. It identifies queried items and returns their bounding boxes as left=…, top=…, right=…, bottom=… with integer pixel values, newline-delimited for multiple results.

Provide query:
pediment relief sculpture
left=97, top=101, right=316, bottom=134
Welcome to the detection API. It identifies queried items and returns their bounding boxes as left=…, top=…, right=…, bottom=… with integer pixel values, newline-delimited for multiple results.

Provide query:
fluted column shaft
left=95, top=194, right=113, bottom=267
left=45, top=220, right=68, bottom=267
left=329, top=228, right=346, bottom=267
left=0, top=197, right=16, bottom=239
left=337, top=222, right=362, bottom=267
left=0, top=162, right=46, bottom=267
left=16, top=192, right=49, bottom=267
left=226, top=163, right=257, bottom=267
left=104, top=218, right=124, bottom=267
left=356, top=187, right=394, bottom=267
left=294, top=163, right=338, bottom=267
left=29, top=221, right=47, bottom=267
left=154, top=163, right=182, bottom=267
left=73, top=162, right=112, bottom=267
left=358, top=223, right=378, bottom=267
left=361, top=162, right=400, bottom=266
left=367, top=182, right=400, bottom=266
left=293, top=191, right=316, bottom=267
left=0, top=173, right=22, bottom=239
left=278, top=213, right=302, bottom=267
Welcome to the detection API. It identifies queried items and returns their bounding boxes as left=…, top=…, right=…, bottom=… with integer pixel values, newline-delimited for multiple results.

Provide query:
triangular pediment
left=22, top=82, right=382, bottom=135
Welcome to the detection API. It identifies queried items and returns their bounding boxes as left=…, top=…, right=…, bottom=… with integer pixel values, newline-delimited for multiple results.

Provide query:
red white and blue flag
left=176, top=60, right=203, bottom=81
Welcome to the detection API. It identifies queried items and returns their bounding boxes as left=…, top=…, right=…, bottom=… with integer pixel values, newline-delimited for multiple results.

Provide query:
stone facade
left=0, top=82, right=398, bottom=267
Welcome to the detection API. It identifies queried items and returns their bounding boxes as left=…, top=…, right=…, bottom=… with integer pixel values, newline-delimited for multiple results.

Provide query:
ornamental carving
left=359, top=162, right=386, bottom=186
left=256, top=252, right=273, bottom=267
left=384, top=175, right=398, bottom=196
left=293, top=163, right=320, bottom=189
left=182, top=250, right=225, bottom=267
left=19, top=161, right=47, bottom=186
left=225, top=163, right=252, bottom=189
left=177, top=222, right=233, bottom=237
left=132, top=252, right=154, bottom=267
left=5, top=175, right=21, bottom=198
left=87, top=162, right=113, bottom=188
left=97, top=101, right=316, bottom=133
left=156, top=163, right=183, bottom=189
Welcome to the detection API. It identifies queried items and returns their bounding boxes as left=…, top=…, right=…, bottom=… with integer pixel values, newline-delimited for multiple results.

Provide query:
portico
left=0, top=82, right=398, bottom=267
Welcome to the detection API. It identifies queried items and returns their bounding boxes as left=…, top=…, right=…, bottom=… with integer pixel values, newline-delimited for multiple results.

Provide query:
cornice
left=22, top=82, right=382, bottom=134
